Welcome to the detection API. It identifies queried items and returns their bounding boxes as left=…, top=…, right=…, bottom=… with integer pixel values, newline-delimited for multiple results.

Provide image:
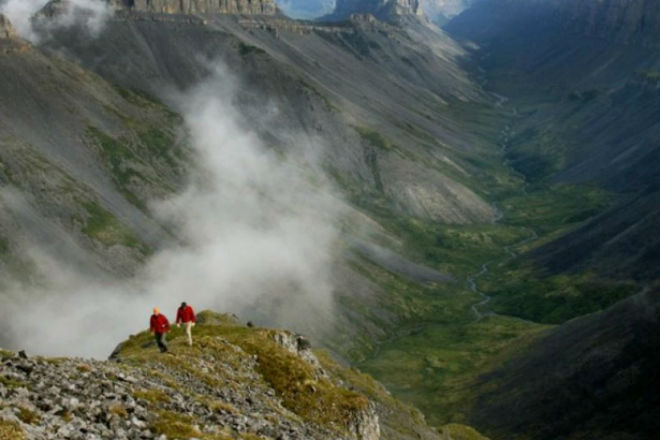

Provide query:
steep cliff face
left=118, top=0, right=279, bottom=15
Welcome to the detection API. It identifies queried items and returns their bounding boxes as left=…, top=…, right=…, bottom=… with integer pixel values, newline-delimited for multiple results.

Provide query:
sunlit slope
left=27, top=8, right=518, bottom=351
left=0, top=26, right=186, bottom=278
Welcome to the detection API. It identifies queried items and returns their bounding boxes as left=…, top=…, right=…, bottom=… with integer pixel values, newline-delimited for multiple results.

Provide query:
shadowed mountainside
left=469, top=287, right=660, bottom=440
left=446, top=0, right=660, bottom=311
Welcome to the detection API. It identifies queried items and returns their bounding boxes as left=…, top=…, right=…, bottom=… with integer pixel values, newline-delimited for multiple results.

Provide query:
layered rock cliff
left=116, top=0, right=279, bottom=15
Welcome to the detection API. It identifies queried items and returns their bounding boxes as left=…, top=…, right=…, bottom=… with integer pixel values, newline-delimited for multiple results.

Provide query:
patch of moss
left=41, top=357, right=66, bottom=365
left=76, top=364, right=92, bottom=372
left=207, top=400, right=239, bottom=415
left=238, top=42, right=265, bottom=56
left=0, top=375, right=27, bottom=389
left=137, top=128, right=181, bottom=168
left=354, top=126, right=393, bottom=151
left=86, top=127, right=146, bottom=210
left=109, top=405, right=128, bottom=419
left=56, top=410, right=73, bottom=422
left=133, top=389, right=171, bottom=405
left=80, top=201, right=147, bottom=252
left=150, top=410, right=201, bottom=438
left=17, top=407, right=40, bottom=425
left=0, top=419, right=25, bottom=440
left=442, top=423, right=491, bottom=440
left=240, top=434, right=265, bottom=440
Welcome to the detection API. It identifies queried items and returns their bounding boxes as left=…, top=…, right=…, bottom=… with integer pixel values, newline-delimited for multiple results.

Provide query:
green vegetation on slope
left=498, top=184, right=613, bottom=236
left=358, top=316, right=549, bottom=427
left=0, top=419, right=25, bottom=440
left=238, top=42, right=266, bottom=56
left=116, top=311, right=369, bottom=435
left=480, top=267, right=639, bottom=324
left=80, top=201, right=148, bottom=252
left=336, top=126, right=622, bottom=426
left=87, top=127, right=146, bottom=209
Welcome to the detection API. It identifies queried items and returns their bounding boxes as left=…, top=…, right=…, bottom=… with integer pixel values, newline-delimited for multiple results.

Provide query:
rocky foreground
left=0, top=312, right=483, bottom=440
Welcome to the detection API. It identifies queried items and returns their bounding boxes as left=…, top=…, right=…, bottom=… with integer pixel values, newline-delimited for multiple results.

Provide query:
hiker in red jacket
left=176, top=302, right=196, bottom=347
left=150, top=307, right=170, bottom=353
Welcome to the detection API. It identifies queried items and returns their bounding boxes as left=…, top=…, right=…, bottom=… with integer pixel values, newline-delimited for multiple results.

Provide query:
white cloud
left=0, top=64, right=344, bottom=359
left=0, top=0, right=113, bottom=42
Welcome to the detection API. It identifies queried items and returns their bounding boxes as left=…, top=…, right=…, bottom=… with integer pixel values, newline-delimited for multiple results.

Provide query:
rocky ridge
left=0, top=311, right=467, bottom=440
left=0, top=312, right=383, bottom=440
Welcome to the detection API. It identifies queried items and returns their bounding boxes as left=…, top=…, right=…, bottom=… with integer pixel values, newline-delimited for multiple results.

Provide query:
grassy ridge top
left=113, top=311, right=371, bottom=437
left=0, top=311, right=489, bottom=439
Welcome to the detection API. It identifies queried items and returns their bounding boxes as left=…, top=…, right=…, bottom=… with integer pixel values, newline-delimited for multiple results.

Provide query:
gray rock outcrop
left=0, top=329, right=381, bottom=440
left=0, top=14, right=17, bottom=40
left=118, top=0, right=279, bottom=15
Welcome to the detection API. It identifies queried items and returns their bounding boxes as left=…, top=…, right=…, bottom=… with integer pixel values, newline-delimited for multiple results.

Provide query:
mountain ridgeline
left=0, top=0, right=658, bottom=439
left=111, top=0, right=280, bottom=15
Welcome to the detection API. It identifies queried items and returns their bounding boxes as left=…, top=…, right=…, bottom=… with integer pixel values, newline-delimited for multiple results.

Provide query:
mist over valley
left=0, top=0, right=657, bottom=439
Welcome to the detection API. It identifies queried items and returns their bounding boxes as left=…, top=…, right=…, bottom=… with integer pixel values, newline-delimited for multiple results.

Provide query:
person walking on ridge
left=150, top=307, right=170, bottom=353
left=176, top=302, right=196, bottom=347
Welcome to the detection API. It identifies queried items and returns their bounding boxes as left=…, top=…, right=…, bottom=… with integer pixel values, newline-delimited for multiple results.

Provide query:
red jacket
left=176, top=305, right=196, bottom=324
left=150, top=313, right=170, bottom=333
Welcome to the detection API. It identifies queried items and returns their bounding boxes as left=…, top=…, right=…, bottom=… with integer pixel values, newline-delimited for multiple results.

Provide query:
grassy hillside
left=1, top=311, right=477, bottom=440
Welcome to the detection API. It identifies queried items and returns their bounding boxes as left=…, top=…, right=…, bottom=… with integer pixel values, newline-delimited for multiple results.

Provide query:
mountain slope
left=4, top=4, right=513, bottom=357
left=469, top=287, right=660, bottom=440
left=40, top=8, right=496, bottom=225
left=0, top=311, right=454, bottom=440
left=445, top=0, right=660, bottom=318
left=0, top=17, right=186, bottom=277
left=0, top=2, right=658, bottom=439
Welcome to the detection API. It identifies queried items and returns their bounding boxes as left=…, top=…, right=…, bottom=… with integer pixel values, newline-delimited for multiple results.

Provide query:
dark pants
left=155, top=332, right=168, bottom=352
